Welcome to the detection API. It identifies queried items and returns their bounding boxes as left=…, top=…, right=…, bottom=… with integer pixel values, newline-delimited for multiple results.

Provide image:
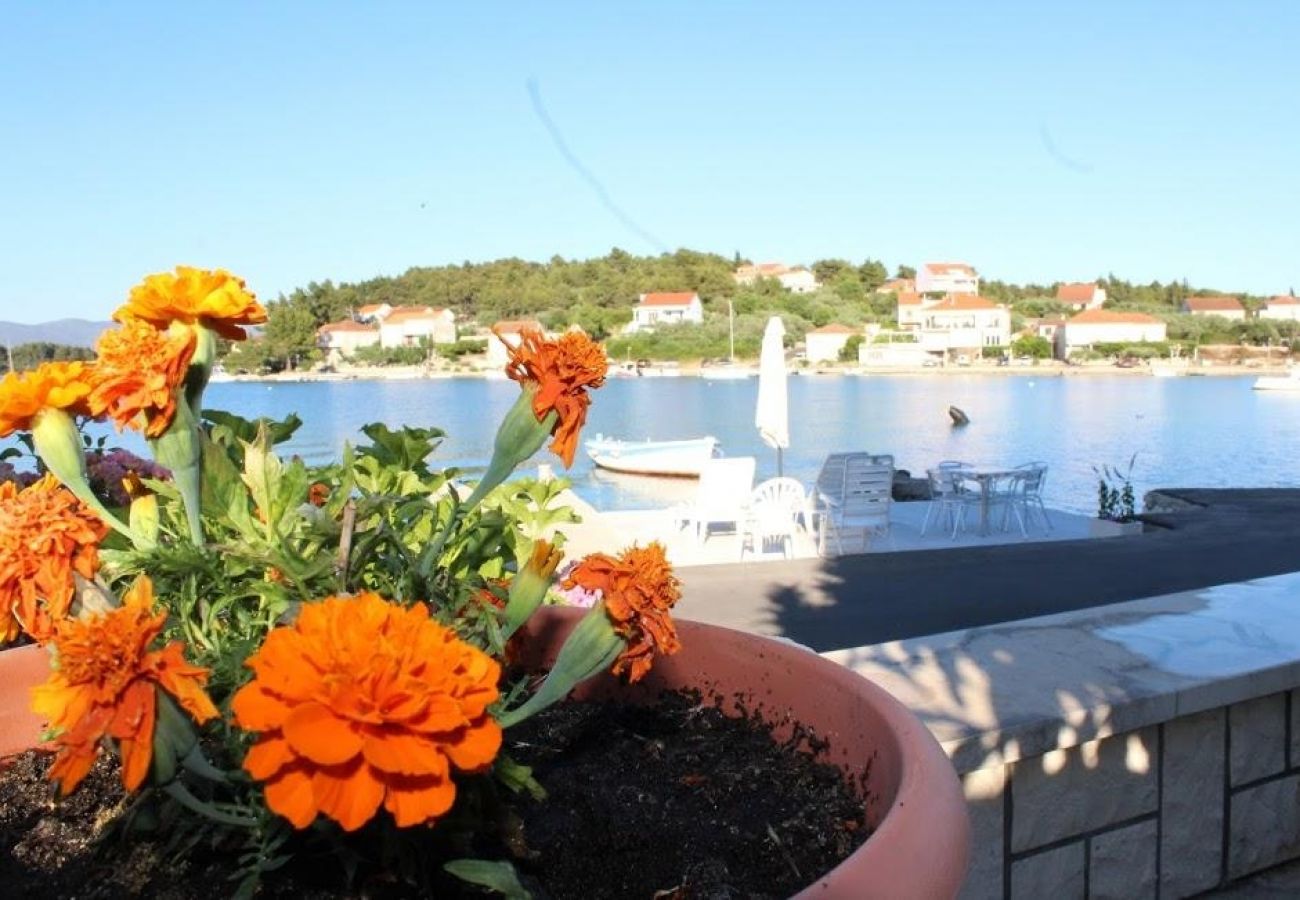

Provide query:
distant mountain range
left=0, top=318, right=112, bottom=348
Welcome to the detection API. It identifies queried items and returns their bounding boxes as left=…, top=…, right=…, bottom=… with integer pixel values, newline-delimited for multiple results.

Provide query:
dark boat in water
left=948, top=405, right=970, bottom=426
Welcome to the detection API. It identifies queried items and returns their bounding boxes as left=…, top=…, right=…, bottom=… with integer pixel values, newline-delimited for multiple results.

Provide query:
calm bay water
left=183, top=374, right=1300, bottom=515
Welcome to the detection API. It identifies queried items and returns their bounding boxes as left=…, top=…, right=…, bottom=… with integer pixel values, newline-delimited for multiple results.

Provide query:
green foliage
left=1011, top=335, right=1053, bottom=359
left=349, top=342, right=429, bottom=366
left=1093, top=454, right=1138, bottom=521
left=838, top=335, right=863, bottom=362
left=438, top=338, right=488, bottom=359
left=0, top=341, right=95, bottom=374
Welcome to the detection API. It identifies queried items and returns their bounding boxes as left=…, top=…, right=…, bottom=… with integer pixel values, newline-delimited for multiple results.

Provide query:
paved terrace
left=668, top=489, right=1300, bottom=652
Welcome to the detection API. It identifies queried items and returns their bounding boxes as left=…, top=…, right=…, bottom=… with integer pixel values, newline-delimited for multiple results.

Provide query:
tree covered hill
left=228, top=248, right=1286, bottom=370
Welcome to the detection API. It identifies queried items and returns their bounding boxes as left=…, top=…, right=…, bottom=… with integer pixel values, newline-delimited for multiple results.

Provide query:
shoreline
left=211, top=361, right=1293, bottom=384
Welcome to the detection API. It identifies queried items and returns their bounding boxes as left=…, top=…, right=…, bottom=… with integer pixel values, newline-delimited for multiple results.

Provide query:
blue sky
left=1, top=2, right=1297, bottom=323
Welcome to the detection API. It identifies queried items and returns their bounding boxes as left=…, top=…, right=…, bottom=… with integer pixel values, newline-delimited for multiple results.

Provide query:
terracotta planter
left=0, top=643, right=51, bottom=760
left=520, top=609, right=971, bottom=899
left=0, top=618, right=972, bottom=898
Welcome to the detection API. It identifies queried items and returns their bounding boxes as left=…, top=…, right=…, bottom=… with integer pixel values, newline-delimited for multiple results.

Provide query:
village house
left=733, top=263, right=820, bottom=293
left=626, top=292, right=704, bottom=333
left=896, top=292, right=1010, bottom=358
left=857, top=324, right=931, bottom=367
left=894, top=292, right=927, bottom=328
left=378, top=306, right=457, bottom=348
left=875, top=277, right=916, bottom=294
left=1260, top=295, right=1300, bottom=322
left=486, top=319, right=545, bottom=368
left=916, top=262, right=979, bottom=296
left=316, top=320, right=379, bottom=363
left=1033, top=316, right=1067, bottom=344
left=805, top=323, right=859, bottom=363
left=1057, top=309, right=1167, bottom=358
left=355, top=303, right=392, bottom=323
left=1055, top=282, right=1107, bottom=311
left=1182, top=296, right=1246, bottom=321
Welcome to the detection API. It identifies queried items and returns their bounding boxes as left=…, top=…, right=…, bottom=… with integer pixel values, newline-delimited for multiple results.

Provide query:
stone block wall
left=960, top=689, right=1300, bottom=899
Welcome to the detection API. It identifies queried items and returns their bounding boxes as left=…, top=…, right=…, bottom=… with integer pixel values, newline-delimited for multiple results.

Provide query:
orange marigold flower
left=87, top=319, right=197, bottom=437
left=231, top=593, right=503, bottom=832
left=307, top=482, right=330, bottom=507
left=114, top=265, right=267, bottom=340
left=0, top=360, right=94, bottom=438
left=0, top=474, right=108, bottom=643
left=496, top=327, right=607, bottom=467
left=564, top=541, right=682, bottom=683
left=30, top=577, right=218, bottom=795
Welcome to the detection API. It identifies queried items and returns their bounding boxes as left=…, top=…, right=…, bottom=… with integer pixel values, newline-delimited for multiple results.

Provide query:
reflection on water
left=8, top=375, right=1297, bottom=514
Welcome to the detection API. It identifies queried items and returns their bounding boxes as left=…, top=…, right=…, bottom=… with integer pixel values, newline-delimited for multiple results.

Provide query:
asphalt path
left=675, top=490, right=1300, bottom=652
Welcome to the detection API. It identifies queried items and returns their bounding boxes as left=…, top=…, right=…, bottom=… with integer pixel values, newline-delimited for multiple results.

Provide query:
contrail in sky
left=527, top=77, right=668, bottom=253
left=1039, top=125, right=1094, bottom=174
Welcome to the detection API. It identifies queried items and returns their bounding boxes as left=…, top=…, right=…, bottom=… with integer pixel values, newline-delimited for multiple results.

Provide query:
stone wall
left=961, top=689, right=1300, bottom=899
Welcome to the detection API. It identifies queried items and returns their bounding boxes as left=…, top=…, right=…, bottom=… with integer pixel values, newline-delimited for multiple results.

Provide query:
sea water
left=12, top=375, right=1297, bottom=515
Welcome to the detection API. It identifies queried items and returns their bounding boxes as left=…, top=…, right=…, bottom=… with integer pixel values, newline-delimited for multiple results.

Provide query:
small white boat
left=1149, top=363, right=1185, bottom=378
left=585, top=434, right=720, bottom=477
left=700, top=364, right=753, bottom=380
left=1253, top=370, right=1300, bottom=391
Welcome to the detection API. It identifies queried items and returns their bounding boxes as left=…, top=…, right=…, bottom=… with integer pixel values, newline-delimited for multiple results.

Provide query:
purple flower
left=85, top=448, right=170, bottom=507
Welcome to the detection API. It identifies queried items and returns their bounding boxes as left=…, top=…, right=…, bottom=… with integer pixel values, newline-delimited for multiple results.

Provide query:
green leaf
left=443, top=859, right=532, bottom=900
left=494, top=755, right=547, bottom=801
left=357, top=422, right=444, bottom=472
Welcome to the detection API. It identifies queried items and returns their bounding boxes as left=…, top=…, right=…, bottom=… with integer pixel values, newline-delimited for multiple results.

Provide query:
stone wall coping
left=822, top=570, right=1300, bottom=774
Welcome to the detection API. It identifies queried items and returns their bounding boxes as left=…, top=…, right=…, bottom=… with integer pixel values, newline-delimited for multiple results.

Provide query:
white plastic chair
left=817, top=454, right=894, bottom=556
left=1003, top=462, right=1052, bottom=535
left=921, top=467, right=980, bottom=539
left=675, top=457, right=757, bottom=543
left=742, top=477, right=807, bottom=559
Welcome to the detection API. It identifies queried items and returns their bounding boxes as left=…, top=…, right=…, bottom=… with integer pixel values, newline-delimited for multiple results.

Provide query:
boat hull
left=586, top=436, right=719, bottom=477
left=1253, top=376, right=1300, bottom=391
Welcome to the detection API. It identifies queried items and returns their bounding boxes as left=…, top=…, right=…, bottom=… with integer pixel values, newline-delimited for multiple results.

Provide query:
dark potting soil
left=0, top=691, right=869, bottom=899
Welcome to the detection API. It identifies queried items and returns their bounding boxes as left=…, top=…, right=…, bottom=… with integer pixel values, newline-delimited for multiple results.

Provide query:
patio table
left=958, top=467, right=1020, bottom=536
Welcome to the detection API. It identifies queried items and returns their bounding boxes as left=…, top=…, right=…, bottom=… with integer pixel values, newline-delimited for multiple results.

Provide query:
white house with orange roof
left=1055, top=282, right=1107, bottom=311
left=875, top=277, right=916, bottom=294
left=317, top=320, right=380, bottom=363
left=355, top=303, right=392, bottom=323
left=378, top=306, right=457, bottom=348
left=805, top=323, right=859, bottom=363
left=916, top=262, right=979, bottom=296
left=913, top=294, right=1010, bottom=353
left=1260, top=295, right=1300, bottom=322
left=1182, top=296, right=1245, bottom=321
left=1058, top=310, right=1167, bottom=358
left=895, top=293, right=1010, bottom=354
left=627, top=292, right=704, bottom=333
left=486, top=319, right=545, bottom=368
left=733, top=263, right=819, bottom=293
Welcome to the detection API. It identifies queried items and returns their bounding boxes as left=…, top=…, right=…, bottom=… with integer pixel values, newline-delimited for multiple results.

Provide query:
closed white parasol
left=755, top=316, right=789, bottom=474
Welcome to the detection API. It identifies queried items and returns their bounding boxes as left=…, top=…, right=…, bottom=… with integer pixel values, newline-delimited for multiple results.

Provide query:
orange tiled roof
left=896, top=291, right=924, bottom=306
left=1268, top=295, right=1300, bottom=305
left=926, top=293, right=999, bottom=311
left=318, top=320, right=377, bottom=334
left=923, top=262, right=976, bottom=276
left=357, top=303, right=387, bottom=315
left=493, top=319, right=544, bottom=333
left=809, top=323, right=858, bottom=334
left=1184, top=296, right=1242, bottom=312
left=384, top=305, right=452, bottom=323
left=639, top=292, right=699, bottom=307
left=881, top=278, right=916, bottom=292
left=1068, top=309, right=1162, bottom=325
left=1056, top=283, right=1098, bottom=303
